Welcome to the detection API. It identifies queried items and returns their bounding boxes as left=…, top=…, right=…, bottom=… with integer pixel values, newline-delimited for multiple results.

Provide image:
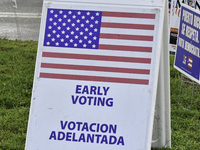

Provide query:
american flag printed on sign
left=40, top=8, right=156, bottom=85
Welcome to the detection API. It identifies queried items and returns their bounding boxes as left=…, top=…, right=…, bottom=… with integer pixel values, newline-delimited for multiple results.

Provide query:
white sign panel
left=45, top=0, right=164, bottom=7
left=25, top=1, right=164, bottom=150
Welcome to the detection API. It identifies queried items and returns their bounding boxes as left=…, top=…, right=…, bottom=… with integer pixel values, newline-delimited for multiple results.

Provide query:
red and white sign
left=40, top=9, right=154, bottom=85
left=25, top=0, right=170, bottom=150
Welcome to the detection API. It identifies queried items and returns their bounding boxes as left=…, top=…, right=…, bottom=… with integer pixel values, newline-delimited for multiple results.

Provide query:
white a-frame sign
left=25, top=0, right=171, bottom=149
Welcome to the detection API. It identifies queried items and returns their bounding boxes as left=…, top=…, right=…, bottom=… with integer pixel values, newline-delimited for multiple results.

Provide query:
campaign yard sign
left=169, top=0, right=200, bottom=52
left=174, top=4, right=200, bottom=83
left=25, top=1, right=168, bottom=150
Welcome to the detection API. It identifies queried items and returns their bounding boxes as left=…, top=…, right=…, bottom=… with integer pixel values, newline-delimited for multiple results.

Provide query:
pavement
left=0, top=0, right=43, bottom=41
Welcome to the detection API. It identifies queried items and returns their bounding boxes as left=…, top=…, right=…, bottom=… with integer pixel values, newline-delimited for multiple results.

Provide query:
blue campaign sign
left=174, top=4, right=200, bottom=83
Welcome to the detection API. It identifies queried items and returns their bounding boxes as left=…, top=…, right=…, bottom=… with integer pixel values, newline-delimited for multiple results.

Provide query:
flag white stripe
left=100, top=28, right=155, bottom=36
left=40, top=68, right=150, bottom=80
left=102, top=16, right=155, bottom=25
left=99, top=39, right=153, bottom=47
left=41, top=57, right=151, bottom=70
left=188, top=59, right=193, bottom=63
left=42, top=47, right=152, bottom=58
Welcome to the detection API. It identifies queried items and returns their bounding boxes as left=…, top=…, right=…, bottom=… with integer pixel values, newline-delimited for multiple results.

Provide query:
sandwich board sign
left=25, top=0, right=171, bottom=149
left=174, top=4, right=200, bottom=83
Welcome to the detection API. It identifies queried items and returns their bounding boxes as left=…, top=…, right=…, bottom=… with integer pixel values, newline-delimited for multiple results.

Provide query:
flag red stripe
left=42, top=52, right=151, bottom=64
left=41, top=63, right=150, bottom=74
left=98, top=44, right=152, bottom=52
left=100, top=33, right=153, bottom=41
left=101, top=22, right=154, bottom=30
left=40, top=73, right=149, bottom=85
left=102, top=11, right=156, bottom=19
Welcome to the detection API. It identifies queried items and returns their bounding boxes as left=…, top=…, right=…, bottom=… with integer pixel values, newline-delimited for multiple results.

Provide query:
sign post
left=25, top=0, right=171, bottom=149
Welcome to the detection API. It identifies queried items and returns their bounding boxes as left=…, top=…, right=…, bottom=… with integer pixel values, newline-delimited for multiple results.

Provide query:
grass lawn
left=0, top=38, right=200, bottom=149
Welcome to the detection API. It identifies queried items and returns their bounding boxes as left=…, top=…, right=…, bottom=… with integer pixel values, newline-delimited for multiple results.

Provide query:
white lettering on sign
left=194, top=14, right=200, bottom=29
left=182, top=9, right=193, bottom=25
left=178, top=7, right=200, bottom=57
left=178, top=37, right=185, bottom=49
left=185, top=41, right=200, bottom=56
left=185, top=25, right=199, bottom=43
left=181, top=23, right=186, bottom=35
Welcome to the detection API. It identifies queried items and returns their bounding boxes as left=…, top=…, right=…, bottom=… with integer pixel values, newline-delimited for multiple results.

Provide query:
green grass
left=0, top=39, right=37, bottom=149
left=0, top=38, right=200, bottom=149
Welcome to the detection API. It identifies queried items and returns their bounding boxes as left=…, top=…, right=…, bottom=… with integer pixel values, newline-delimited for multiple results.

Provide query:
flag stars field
left=44, top=9, right=102, bottom=49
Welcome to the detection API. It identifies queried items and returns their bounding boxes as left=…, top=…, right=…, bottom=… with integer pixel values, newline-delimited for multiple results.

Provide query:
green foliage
left=0, top=107, right=29, bottom=150
left=170, top=55, right=181, bottom=79
left=0, top=39, right=37, bottom=150
left=169, top=55, right=200, bottom=150
left=0, top=39, right=200, bottom=149
left=0, top=39, right=37, bottom=108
